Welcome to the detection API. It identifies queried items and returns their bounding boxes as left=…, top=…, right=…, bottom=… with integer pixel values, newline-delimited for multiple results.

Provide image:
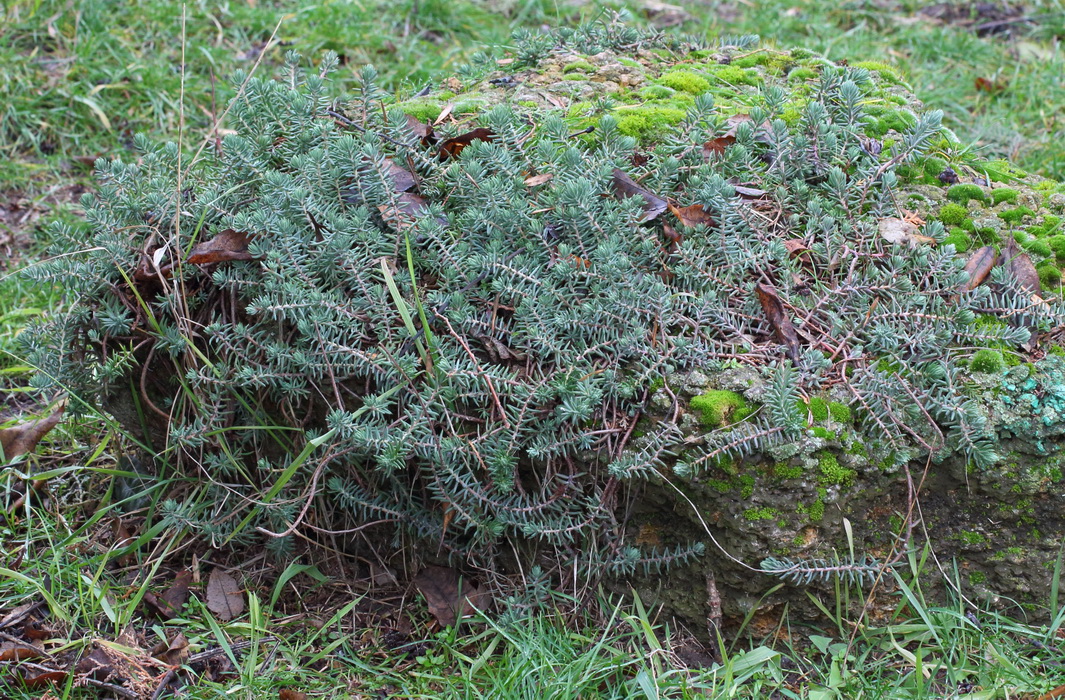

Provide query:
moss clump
left=705, top=64, right=762, bottom=87
left=638, top=84, right=675, bottom=100
left=743, top=506, right=777, bottom=521
left=1048, top=235, right=1065, bottom=261
left=657, top=70, right=710, bottom=94
left=939, top=202, right=969, bottom=226
left=1000, top=206, right=1035, bottom=225
left=943, top=230, right=972, bottom=252
left=613, top=105, right=687, bottom=140
left=805, top=397, right=829, bottom=422
left=970, top=349, right=1007, bottom=374
left=690, top=390, right=750, bottom=428
left=788, top=67, right=818, bottom=82
left=395, top=99, right=443, bottom=122
left=774, top=462, right=804, bottom=479
left=991, top=188, right=1019, bottom=205
left=1044, top=215, right=1062, bottom=234
left=852, top=60, right=903, bottom=84
left=1022, top=239, right=1052, bottom=258
left=1038, top=263, right=1062, bottom=290
left=922, top=156, right=947, bottom=179
left=562, top=60, right=595, bottom=74
left=828, top=401, right=852, bottom=423
left=947, top=184, right=986, bottom=204
left=817, top=452, right=855, bottom=486
left=808, top=490, right=826, bottom=521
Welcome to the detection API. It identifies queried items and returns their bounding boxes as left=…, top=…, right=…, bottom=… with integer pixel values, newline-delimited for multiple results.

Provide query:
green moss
left=990, top=188, right=1019, bottom=205
left=738, top=474, right=755, bottom=499
left=562, top=60, right=595, bottom=74
left=808, top=490, right=826, bottom=521
left=969, top=571, right=987, bottom=585
left=743, top=506, right=777, bottom=521
left=657, top=70, right=710, bottom=94
left=828, top=402, right=852, bottom=423
left=613, top=105, right=687, bottom=140
left=999, top=206, right=1035, bottom=225
left=1038, top=263, right=1062, bottom=290
left=817, top=452, right=855, bottom=486
left=1049, top=235, right=1065, bottom=261
left=921, top=157, right=947, bottom=178
left=638, top=85, right=675, bottom=100
left=947, top=184, right=987, bottom=204
left=811, top=427, right=837, bottom=440
left=852, top=60, right=903, bottom=84
left=779, top=104, right=804, bottom=126
left=939, top=203, right=969, bottom=226
left=690, top=390, right=749, bottom=428
left=562, top=74, right=586, bottom=81
left=705, top=64, right=762, bottom=87
left=961, top=218, right=977, bottom=232
left=788, top=67, right=818, bottom=82
left=453, top=99, right=486, bottom=114
left=618, top=57, right=641, bottom=68
left=1022, top=239, right=1052, bottom=258
left=1044, top=215, right=1062, bottom=233
left=957, top=530, right=988, bottom=546
left=517, top=100, right=539, bottom=109
left=943, top=230, right=972, bottom=253
left=805, top=397, right=828, bottom=422
left=708, top=479, right=732, bottom=493
left=774, top=462, right=804, bottom=479
left=970, top=349, right=1007, bottom=374
left=396, top=99, right=443, bottom=122
left=864, top=107, right=916, bottom=137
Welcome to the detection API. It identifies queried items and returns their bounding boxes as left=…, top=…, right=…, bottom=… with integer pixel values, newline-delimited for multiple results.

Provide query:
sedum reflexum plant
left=24, top=23, right=1064, bottom=580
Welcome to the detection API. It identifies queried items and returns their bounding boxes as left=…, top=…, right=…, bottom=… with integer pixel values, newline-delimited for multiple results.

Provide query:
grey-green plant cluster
left=24, top=21, right=1065, bottom=582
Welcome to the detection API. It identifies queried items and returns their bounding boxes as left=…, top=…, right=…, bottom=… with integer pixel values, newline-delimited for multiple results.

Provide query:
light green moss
left=943, top=230, right=972, bottom=253
left=563, top=60, right=595, bottom=74
left=613, top=105, right=687, bottom=140
left=690, top=390, right=750, bottom=428
left=657, top=70, right=711, bottom=94
left=743, top=506, right=777, bottom=521
left=852, top=60, right=903, bottom=84
left=705, top=64, right=762, bottom=87
left=618, top=57, right=641, bottom=68
left=939, top=203, right=969, bottom=226
left=1023, top=239, right=1052, bottom=258
left=947, top=184, right=987, bottom=204
left=999, top=206, right=1035, bottom=225
left=805, top=397, right=829, bottom=422
left=991, top=188, right=1020, bottom=205
left=396, top=99, right=443, bottom=122
left=788, top=67, right=818, bottom=82
left=1038, top=263, right=1062, bottom=290
left=817, top=452, right=855, bottom=486
left=774, top=462, right=804, bottom=479
left=970, top=349, right=1007, bottom=374
left=1049, top=235, right=1065, bottom=261
left=828, top=402, right=852, bottom=424
left=639, top=84, right=675, bottom=100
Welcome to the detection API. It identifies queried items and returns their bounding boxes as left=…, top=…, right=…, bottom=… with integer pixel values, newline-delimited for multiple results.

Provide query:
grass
left=2, top=0, right=1065, bottom=696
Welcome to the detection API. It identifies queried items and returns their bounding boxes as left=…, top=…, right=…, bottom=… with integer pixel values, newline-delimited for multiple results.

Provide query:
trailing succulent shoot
left=23, top=24, right=1065, bottom=580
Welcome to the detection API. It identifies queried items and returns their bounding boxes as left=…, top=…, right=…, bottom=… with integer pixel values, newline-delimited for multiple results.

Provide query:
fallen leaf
left=732, top=184, right=768, bottom=199
left=667, top=200, right=714, bottom=229
left=433, top=103, right=454, bottom=125
left=0, top=642, right=42, bottom=661
left=111, top=517, right=135, bottom=566
left=414, top=566, right=489, bottom=627
left=145, top=569, right=192, bottom=620
left=187, top=229, right=257, bottom=265
left=878, top=217, right=935, bottom=247
left=21, top=620, right=57, bottom=641
left=279, top=690, right=309, bottom=700
left=438, top=127, right=495, bottom=160
left=1000, top=237, right=1040, bottom=293
left=378, top=192, right=448, bottom=231
left=1, top=405, right=64, bottom=462
left=206, top=568, right=244, bottom=621
left=74, top=646, right=114, bottom=681
left=523, top=173, right=553, bottom=187
left=959, top=246, right=998, bottom=292
left=20, top=668, right=67, bottom=688
left=404, top=114, right=436, bottom=146
left=150, top=633, right=189, bottom=666
left=0, top=601, right=42, bottom=629
left=611, top=168, right=667, bottom=222
left=382, top=159, right=417, bottom=192
left=1038, top=684, right=1065, bottom=700
left=755, top=282, right=801, bottom=361
left=702, top=114, right=755, bottom=158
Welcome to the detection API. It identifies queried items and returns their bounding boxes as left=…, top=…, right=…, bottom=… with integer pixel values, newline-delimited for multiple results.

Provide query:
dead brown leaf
left=279, top=690, right=309, bottom=700
left=1, top=405, right=64, bottom=462
left=611, top=168, right=667, bottom=222
left=0, top=642, right=42, bottom=661
left=755, top=282, right=801, bottom=361
left=20, top=668, right=67, bottom=688
left=150, top=633, right=189, bottom=666
left=187, top=229, right=257, bottom=265
left=959, top=246, right=998, bottom=292
left=702, top=114, right=755, bottom=158
left=145, top=569, right=192, bottom=620
left=413, top=566, right=490, bottom=627
left=377, top=192, right=448, bottom=231
left=667, top=201, right=714, bottom=229
left=404, top=114, right=436, bottom=147
left=73, top=646, right=114, bottom=681
left=206, top=568, right=244, bottom=621
left=438, top=128, right=496, bottom=160
left=382, top=159, right=417, bottom=193
left=1001, top=237, right=1040, bottom=293
left=523, top=173, right=554, bottom=187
